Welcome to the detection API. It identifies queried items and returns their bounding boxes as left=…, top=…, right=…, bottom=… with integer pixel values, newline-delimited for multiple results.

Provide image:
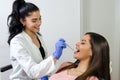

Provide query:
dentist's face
left=74, top=35, right=92, bottom=60
left=21, top=11, right=41, bottom=33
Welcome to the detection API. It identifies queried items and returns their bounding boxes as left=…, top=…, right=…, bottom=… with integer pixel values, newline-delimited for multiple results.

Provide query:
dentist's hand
left=53, top=38, right=66, bottom=60
left=41, top=76, right=48, bottom=80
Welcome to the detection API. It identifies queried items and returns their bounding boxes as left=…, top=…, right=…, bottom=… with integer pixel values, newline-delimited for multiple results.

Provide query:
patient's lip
left=74, top=51, right=77, bottom=54
left=74, top=50, right=80, bottom=54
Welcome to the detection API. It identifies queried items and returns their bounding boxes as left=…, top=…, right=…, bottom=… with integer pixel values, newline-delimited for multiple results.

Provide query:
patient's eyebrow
left=81, top=39, right=86, bottom=42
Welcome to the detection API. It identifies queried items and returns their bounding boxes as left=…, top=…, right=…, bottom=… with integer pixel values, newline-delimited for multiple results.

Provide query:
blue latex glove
left=53, top=38, right=66, bottom=59
left=41, top=76, right=48, bottom=80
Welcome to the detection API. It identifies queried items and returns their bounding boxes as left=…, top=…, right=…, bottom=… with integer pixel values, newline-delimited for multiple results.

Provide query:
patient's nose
left=76, top=42, right=80, bottom=47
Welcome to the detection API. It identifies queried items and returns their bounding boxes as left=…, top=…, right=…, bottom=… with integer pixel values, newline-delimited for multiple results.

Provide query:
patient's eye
left=80, top=39, right=86, bottom=45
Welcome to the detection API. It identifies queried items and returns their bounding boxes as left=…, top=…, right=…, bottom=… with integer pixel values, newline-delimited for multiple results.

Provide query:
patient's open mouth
left=77, top=50, right=80, bottom=52
left=74, top=49, right=80, bottom=54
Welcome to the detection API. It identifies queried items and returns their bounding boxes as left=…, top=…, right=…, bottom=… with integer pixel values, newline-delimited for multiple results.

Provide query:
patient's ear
left=56, top=62, right=73, bottom=73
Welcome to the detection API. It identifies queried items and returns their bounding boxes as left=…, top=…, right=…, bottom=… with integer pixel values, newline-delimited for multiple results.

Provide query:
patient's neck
left=76, top=58, right=90, bottom=73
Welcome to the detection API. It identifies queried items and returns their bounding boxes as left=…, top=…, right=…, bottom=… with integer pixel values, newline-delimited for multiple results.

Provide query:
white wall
left=114, top=0, right=120, bottom=79
left=0, top=0, right=12, bottom=80
left=80, top=0, right=120, bottom=80
left=0, top=0, right=80, bottom=79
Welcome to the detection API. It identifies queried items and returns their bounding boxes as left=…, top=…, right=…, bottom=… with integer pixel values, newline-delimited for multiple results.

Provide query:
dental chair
left=0, top=64, right=12, bottom=80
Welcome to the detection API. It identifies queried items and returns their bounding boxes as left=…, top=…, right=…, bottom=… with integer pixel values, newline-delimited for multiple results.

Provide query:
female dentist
left=7, top=0, right=66, bottom=80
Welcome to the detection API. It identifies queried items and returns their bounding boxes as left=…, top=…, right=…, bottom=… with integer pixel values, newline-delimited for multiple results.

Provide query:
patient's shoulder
left=61, top=62, right=73, bottom=67
left=57, top=62, right=73, bottom=71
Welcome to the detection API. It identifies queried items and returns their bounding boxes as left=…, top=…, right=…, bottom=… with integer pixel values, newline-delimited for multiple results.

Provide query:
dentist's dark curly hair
left=7, top=0, right=39, bottom=44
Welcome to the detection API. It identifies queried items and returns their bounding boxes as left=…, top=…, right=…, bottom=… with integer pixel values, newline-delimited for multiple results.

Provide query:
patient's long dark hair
left=7, top=0, right=39, bottom=44
left=57, top=32, right=110, bottom=80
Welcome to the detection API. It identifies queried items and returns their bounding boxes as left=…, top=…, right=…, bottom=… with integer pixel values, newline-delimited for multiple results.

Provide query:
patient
left=50, top=32, right=110, bottom=80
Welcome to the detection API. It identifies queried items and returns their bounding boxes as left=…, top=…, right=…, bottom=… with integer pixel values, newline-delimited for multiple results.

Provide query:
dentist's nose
left=38, top=20, right=42, bottom=26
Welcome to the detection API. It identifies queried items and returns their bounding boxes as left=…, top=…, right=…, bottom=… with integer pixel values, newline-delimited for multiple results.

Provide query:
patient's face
left=74, top=34, right=92, bottom=60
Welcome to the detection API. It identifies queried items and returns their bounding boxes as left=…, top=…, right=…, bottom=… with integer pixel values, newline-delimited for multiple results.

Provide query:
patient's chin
left=74, top=56, right=82, bottom=60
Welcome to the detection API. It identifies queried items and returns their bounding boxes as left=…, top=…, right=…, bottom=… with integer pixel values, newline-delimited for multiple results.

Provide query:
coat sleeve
left=10, top=37, right=56, bottom=79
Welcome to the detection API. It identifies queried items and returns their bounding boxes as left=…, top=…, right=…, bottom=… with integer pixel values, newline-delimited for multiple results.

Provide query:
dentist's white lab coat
left=9, top=31, right=56, bottom=80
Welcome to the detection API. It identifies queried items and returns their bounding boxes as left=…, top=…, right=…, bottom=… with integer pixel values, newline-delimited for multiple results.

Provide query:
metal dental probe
left=66, top=43, right=76, bottom=52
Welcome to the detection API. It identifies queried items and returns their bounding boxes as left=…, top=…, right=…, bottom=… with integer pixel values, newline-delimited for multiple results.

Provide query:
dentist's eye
left=32, top=20, right=37, bottom=23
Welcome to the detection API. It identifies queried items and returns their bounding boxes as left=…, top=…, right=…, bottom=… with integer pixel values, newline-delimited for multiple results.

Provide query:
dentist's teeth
left=34, top=26, right=40, bottom=29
